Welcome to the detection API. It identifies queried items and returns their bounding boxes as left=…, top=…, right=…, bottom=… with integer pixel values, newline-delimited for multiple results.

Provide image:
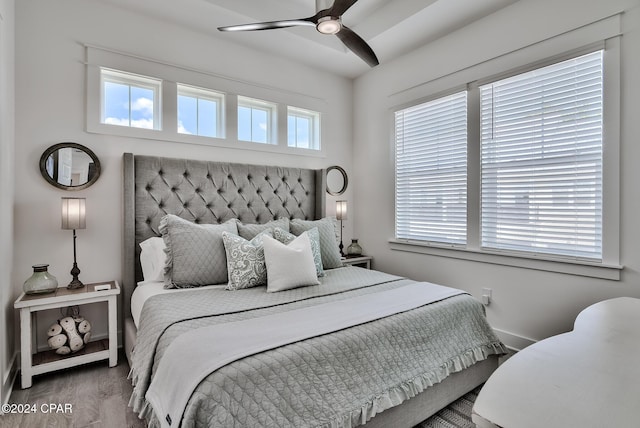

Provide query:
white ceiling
left=100, top=0, right=520, bottom=78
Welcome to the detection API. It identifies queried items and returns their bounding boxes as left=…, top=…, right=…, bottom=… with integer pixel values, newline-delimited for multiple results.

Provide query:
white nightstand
left=342, top=255, right=373, bottom=269
left=14, top=281, right=120, bottom=389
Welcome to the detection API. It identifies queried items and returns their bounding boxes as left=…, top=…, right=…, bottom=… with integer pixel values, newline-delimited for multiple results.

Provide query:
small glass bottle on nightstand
left=347, top=239, right=363, bottom=257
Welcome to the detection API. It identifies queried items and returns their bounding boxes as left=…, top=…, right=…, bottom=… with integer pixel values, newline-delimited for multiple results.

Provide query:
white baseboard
left=2, top=352, right=18, bottom=405
left=493, top=328, right=537, bottom=352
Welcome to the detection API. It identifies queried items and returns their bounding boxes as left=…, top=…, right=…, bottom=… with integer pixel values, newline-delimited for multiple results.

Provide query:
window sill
left=86, top=123, right=326, bottom=158
left=389, top=239, right=622, bottom=280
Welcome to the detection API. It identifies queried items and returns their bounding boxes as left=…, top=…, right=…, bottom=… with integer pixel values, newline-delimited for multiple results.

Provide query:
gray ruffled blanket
left=129, top=267, right=506, bottom=427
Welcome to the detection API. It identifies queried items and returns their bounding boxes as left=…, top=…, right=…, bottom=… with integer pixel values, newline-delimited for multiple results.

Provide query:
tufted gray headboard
left=122, top=153, right=326, bottom=319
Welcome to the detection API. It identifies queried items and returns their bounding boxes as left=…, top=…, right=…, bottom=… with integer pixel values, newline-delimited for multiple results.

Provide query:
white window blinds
left=395, top=91, right=468, bottom=244
left=480, top=50, right=603, bottom=260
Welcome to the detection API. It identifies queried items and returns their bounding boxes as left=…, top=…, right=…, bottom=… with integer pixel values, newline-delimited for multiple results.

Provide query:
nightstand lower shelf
left=31, top=339, right=110, bottom=374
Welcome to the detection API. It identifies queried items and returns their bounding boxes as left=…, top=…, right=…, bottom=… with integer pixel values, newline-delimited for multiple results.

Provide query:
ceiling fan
left=217, top=0, right=379, bottom=67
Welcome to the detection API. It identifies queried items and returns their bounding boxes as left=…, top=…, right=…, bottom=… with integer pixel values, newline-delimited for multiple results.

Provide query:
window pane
left=238, top=106, right=252, bottom=141
left=395, top=91, right=468, bottom=244
left=288, top=116, right=295, bottom=146
left=130, top=86, right=154, bottom=129
left=198, top=98, right=217, bottom=138
left=177, top=95, right=197, bottom=135
left=252, top=108, right=268, bottom=144
left=480, top=50, right=603, bottom=259
left=103, top=81, right=130, bottom=127
left=297, top=118, right=310, bottom=148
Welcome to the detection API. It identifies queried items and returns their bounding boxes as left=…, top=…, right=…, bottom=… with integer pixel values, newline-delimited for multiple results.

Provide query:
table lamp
left=61, top=197, right=86, bottom=289
left=336, top=200, right=347, bottom=257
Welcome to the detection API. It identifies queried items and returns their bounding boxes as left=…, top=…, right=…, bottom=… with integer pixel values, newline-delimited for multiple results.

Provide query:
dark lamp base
left=67, top=279, right=84, bottom=289
left=67, top=262, right=84, bottom=289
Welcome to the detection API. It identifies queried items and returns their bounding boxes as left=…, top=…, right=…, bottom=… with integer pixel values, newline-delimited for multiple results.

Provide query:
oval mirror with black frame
left=326, top=165, right=348, bottom=196
left=39, top=143, right=101, bottom=191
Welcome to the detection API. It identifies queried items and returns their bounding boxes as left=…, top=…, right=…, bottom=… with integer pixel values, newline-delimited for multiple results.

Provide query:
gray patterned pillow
left=159, top=215, right=238, bottom=288
left=273, top=227, right=324, bottom=277
left=222, top=230, right=273, bottom=290
left=290, top=217, right=343, bottom=269
left=237, top=218, right=289, bottom=240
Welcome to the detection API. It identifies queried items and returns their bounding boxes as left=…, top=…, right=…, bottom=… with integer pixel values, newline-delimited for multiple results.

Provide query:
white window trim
left=389, top=35, right=621, bottom=281
left=85, top=45, right=327, bottom=157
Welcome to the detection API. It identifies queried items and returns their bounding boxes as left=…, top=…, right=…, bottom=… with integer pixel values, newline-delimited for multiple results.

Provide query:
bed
left=122, top=153, right=506, bottom=428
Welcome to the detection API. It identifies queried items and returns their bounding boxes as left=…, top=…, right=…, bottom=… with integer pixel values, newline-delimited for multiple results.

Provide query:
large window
left=395, top=92, right=468, bottom=244
left=177, top=84, right=224, bottom=138
left=101, top=68, right=161, bottom=130
left=394, top=49, right=607, bottom=263
left=480, top=51, right=603, bottom=259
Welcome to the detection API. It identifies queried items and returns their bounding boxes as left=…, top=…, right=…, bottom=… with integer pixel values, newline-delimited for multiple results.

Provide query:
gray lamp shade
left=61, top=198, right=86, bottom=230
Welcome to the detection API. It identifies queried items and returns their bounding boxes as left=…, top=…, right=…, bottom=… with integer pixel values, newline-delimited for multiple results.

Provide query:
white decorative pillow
left=290, top=217, right=343, bottom=269
left=273, top=227, right=324, bottom=277
left=222, top=230, right=273, bottom=290
left=139, top=237, right=166, bottom=282
left=159, top=215, right=238, bottom=288
left=237, top=218, right=289, bottom=240
left=263, top=233, right=320, bottom=293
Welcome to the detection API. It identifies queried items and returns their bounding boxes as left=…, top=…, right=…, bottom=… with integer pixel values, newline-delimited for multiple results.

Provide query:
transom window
left=238, top=96, right=276, bottom=144
left=288, top=106, right=321, bottom=150
left=100, top=68, right=161, bottom=130
left=88, top=48, right=324, bottom=155
left=177, top=84, right=224, bottom=138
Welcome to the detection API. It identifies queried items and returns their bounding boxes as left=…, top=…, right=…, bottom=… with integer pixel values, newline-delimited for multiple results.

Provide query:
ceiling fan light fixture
left=316, top=17, right=341, bottom=35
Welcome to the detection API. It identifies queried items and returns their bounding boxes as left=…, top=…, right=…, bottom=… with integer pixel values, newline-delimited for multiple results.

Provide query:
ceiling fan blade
left=218, top=19, right=315, bottom=32
left=335, top=26, right=379, bottom=67
left=329, top=0, right=359, bottom=17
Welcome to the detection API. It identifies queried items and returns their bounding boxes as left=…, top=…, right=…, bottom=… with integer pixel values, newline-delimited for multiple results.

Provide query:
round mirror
left=326, top=165, right=348, bottom=196
left=39, top=143, right=101, bottom=191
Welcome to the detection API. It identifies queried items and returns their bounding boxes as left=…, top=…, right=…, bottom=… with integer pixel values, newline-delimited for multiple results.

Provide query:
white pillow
left=139, top=237, right=167, bottom=282
left=263, top=233, right=320, bottom=293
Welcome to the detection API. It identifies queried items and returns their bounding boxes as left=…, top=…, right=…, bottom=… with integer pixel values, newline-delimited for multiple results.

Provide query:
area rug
left=415, top=386, right=481, bottom=428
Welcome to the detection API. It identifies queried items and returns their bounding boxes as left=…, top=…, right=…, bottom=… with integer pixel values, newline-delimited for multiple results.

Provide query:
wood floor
left=3, top=350, right=515, bottom=427
left=4, top=352, right=145, bottom=428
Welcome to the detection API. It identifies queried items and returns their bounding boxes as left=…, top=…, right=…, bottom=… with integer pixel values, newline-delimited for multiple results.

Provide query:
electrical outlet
left=481, top=288, right=492, bottom=306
